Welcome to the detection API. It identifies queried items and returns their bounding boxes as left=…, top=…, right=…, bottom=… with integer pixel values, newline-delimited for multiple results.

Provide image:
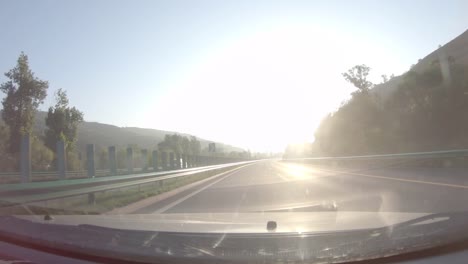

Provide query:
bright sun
left=147, top=25, right=356, bottom=152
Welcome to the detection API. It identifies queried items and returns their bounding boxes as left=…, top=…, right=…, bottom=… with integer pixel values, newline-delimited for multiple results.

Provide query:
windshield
left=1, top=0, right=468, bottom=263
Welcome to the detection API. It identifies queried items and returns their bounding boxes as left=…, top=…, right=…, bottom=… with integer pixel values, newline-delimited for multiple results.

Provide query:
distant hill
left=373, top=29, right=468, bottom=99
left=313, top=28, right=468, bottom=157
left=31, top=111, right=244, bottom=153
left=412, top=29, right=468, bottom=72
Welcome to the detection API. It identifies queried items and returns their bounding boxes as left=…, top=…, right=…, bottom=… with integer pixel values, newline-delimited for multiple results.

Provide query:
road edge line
left=105, top=164, right=253, bottom=215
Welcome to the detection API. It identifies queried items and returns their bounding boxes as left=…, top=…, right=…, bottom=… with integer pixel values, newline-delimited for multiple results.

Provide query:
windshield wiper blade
left=384, top=211, right=468, bottom=234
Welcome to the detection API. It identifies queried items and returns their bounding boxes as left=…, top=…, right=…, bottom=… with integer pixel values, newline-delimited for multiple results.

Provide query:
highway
left=134, top=161, right=468, bottom=214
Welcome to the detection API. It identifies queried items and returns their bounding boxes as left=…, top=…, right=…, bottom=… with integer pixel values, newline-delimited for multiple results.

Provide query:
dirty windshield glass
left=0, top=0, right=468, bottom=263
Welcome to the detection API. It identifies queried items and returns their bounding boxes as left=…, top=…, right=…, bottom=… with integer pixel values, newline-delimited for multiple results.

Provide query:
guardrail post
left=126, top=147, right=133, bottom=174
left=141, top=149, right=148, bottom=172
left=176, top=154, right=181, bottom=169
left=20, top=134, right=31, bottom=183
left=162, top=152, right=168, bottom=170
left=152, top=150, right=158, bottom=171
left=185, top=155, right=190, bottom=168
left=169, top=153, right=175, bottom=170
left=181, top=154, right=186, bottom=169
left=108, top=146, right=117, bottom=176
left=56, top=140, right=66, bottom=179
left=86, top=144, right=95, bottom=178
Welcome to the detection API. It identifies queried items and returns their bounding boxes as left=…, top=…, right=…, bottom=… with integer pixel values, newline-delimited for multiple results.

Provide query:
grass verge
left=54, top=165, right=242, bottom=213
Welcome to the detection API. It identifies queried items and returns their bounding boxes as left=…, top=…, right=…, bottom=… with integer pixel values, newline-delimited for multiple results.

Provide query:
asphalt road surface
left=135, top=161, right=468, bottom=214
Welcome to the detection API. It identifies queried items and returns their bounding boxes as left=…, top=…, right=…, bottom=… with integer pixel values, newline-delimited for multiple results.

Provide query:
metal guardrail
left=2, top=156, right=248, bottom=182
left=0, top=168, right=154, bottom=179
left=0, top=168, right=185, bottom=185
left=0, top=163, right=251, bottom=193
left=0, top=161, right=254, bottom=205
left=282, top=149, right=468, bottom=172
left=283, top=149, right=468, bottom=162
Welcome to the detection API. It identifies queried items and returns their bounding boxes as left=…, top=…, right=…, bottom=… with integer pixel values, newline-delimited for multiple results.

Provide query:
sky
left=0, top=0, right=467, bottom=152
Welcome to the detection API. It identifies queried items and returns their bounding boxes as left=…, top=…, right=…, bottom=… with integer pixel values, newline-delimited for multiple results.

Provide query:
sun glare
left=147, top=24, right=354, bottom=152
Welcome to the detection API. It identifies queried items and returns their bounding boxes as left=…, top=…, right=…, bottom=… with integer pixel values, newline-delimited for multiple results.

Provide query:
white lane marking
left=315, top=167, right=468, bottom=189
left=152, top=165, right=250, bottom=213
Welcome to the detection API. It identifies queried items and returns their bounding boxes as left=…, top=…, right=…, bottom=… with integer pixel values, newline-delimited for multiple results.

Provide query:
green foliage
left=385, top=62, right=468, bottom=150
left=31, top=136, right=54, bottom=171
left=0, top=124, right=9, bottom=151
left=45, top=88, right=84, bottom=152
left=380, top=74, right=395, bottom=84
left=97, top=147, right=109, bottom=169
left=342, top=64, right=374, bottom=93
left=66, top=151, right=82, bottom=171
left=316, top=91, right=389, bottom=155
left=0, top=52, right=48, bottom=153
left=190, top=136, right=201, bottom=155
left=147, top=150, right=153, bottom=167
left=228, top=150, right=252, bottom=158
left=116, top=148, right=127, bottom=169
left=181, top=136, right=190, bottom=154
left=0, top=124, right=17, bottom=171
left=158, top=134, right=201, bottom=155
left=314, top=61, right=468, bottom=156
left=67, top=166, right=241, bottom=213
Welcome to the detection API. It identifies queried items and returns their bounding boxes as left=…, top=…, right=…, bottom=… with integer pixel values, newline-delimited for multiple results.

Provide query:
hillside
left=373, top=29, right=468, bottom=99
left=311, top=28, right=468, bottom=157
left=120, top=126, right=244, bottom=153
left=412, top=29, right=468, bottom=72
left=31, top=111, right=244, bottom=153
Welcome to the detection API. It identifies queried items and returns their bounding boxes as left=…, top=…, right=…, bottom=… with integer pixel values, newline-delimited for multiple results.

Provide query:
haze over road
left=135, top=161, right=468, bottom=214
